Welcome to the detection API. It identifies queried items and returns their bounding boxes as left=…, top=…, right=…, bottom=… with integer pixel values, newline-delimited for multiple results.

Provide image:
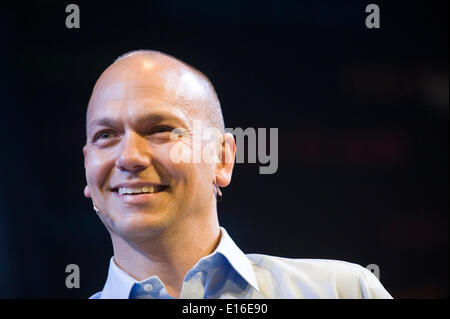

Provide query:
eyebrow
left=87, top=118, right=119, bottom=132
left=87, top=111, right=188, bottom=134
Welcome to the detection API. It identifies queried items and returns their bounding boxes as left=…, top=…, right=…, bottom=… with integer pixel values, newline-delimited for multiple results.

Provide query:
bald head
left=86, top=50, right=224, bottom=135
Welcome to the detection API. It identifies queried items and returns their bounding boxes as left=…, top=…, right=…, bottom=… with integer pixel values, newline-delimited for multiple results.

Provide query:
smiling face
left=83, top=52, right=231, bottom=241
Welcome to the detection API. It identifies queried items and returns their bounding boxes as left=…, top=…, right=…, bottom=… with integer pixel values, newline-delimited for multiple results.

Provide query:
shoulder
left=246, top=254, right=392, bottom=299
left=247, top=253, right=366, bottom=284
left=89, top=291, right=102, bottom=299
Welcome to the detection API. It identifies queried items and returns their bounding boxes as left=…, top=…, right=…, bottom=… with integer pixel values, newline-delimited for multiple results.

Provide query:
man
left=83, top=50, right=392, bottom=299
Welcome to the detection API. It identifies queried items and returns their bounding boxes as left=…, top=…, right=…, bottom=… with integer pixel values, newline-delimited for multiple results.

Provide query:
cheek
left=174, top=163, right=215, bottom=197
left=85, top=150, right=115, bottom=188
left=167, top=140, right=192, bottom=164
left=164, top=142, right=216, bottom=183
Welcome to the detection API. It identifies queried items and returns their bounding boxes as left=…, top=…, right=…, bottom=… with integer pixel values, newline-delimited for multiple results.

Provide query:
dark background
left=0, top=0, right=447, bottom=298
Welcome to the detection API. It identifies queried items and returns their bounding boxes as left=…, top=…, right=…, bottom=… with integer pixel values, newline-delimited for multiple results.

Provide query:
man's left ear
left=215, top=133, right=236, bottom=187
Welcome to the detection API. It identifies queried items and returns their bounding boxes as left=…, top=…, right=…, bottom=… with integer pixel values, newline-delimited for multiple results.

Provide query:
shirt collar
left=100, top=257, right=136, bottom=299
left=98, top=226, right=259, bottom=298
left=214, top=227, right=259, bottom=291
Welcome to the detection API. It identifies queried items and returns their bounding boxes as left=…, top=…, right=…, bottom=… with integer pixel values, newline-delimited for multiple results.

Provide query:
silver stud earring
left=213, top=181, right=223, bottom=201
left=93, top=205, right=99, bottom=213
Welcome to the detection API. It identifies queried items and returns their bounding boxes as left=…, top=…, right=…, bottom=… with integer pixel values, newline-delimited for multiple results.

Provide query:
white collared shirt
left=90, top=227, right=392, bottom=299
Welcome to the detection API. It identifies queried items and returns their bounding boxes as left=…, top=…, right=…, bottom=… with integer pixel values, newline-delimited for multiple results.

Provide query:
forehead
left=87, top=96, right=192, bottom=131
left=87, top=56, right=208, bottom=127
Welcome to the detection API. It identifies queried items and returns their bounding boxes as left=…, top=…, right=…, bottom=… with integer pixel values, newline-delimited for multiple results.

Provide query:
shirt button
left=143, top=283, right=153, bottom=292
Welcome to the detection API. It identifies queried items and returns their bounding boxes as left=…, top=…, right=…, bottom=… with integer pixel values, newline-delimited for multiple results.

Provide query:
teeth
left=118, top=186, right=156, bottom=195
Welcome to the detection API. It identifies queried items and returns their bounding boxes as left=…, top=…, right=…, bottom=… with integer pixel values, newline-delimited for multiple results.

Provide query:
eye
left=94, top=130, right=116, bottom=141
left=147, top=126, right=188, bottom=142
left=150, top=126, right=175, bottom=134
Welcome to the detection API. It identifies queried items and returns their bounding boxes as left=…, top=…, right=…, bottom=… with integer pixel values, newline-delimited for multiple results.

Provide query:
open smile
left=111, top=183, right=170, bottom=204
left=114, top=185, right=169, bottom=195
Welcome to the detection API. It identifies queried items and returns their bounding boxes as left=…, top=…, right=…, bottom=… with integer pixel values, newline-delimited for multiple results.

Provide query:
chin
left=108, top=210, right=173, bottom=239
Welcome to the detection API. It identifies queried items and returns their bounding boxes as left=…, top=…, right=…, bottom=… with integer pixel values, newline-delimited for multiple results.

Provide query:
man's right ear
left=83, top=145, right=87, bottom=167
left=82, top=145, right=90, bottom=198
left=84, top=185, right=91, bottom=198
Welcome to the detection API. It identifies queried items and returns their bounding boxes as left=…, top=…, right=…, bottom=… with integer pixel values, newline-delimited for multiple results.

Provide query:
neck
left=109, top=209, right=221, bottom=298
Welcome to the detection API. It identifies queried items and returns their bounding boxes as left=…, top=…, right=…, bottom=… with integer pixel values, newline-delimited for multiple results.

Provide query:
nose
left=116, top=131, right=151, bottom=173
